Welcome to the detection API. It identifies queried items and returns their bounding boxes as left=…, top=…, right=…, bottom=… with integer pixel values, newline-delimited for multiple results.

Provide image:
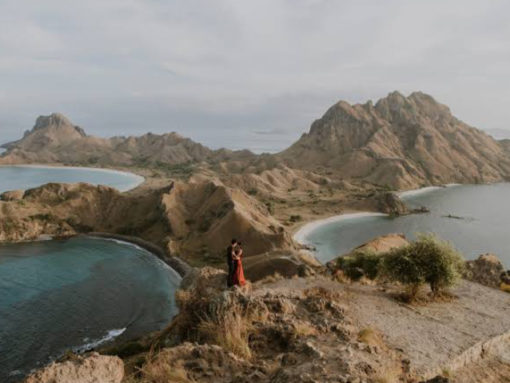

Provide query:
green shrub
left=382, top=234, right=464, bottom=296
left=412, top=234, right=465, bottom=294
left=337, top=249, right=382, bottom=281
left=289, top=215, right=302, bottom=223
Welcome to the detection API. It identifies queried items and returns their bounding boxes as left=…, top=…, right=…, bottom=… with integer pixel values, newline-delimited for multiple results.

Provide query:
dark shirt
left=227, top=245, right=233, bottom=266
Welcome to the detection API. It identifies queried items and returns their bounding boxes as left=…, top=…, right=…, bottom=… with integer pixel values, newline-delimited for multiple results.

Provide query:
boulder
left=243, top=250, right=320, bottom=282
left=351, top=233, right=409, bottom=255
left=24, top=353, right=124, bottom=383
left=464, top=254, right=505, bottom=289
left=377, top=192, right=409, bottom=216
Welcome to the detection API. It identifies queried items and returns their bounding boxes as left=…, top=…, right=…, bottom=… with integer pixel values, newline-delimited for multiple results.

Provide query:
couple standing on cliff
left=226, top=239, right=246, bottom=287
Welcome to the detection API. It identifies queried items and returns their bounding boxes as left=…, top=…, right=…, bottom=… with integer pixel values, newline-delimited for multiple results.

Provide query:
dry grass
left=357, top=328, right=383, bottom=347
left=197, top=302, right=253, bottom=359
left=255, top=272, right=285, bottom=285
left=304, top=286, right=340, bottom=301
left=332, top=269, right=352, bottom=284
left=139, top=353, right=194, bottom=383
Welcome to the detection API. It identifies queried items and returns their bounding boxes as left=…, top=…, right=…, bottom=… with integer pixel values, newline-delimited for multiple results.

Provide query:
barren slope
left=279, top=91, right=510, bottom=189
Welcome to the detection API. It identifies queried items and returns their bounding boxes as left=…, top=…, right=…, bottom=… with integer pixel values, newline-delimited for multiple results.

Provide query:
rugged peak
left=374, top=91, right=412, bottom=115
left=373, top=91, right=452, bottom=122
left=33, top=113, right=86, bottom=136
left=279, top=91, right=510, bottom=189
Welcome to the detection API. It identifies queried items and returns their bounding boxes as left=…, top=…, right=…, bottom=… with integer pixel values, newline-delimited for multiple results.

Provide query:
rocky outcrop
left=376, top=192, right=409, bottom=215
left=279, top=91, right=510, bottom=189
left=139, top=269, right=410, bottom=383
left=327, top=233, right=410, bottom=276
left=464, top=253, right=505, bottom=289
left=24, top=353, right=124, bottom=383
left=351, top=233, right=410, bottom=255
left=242, top=250, right=321, bottom=282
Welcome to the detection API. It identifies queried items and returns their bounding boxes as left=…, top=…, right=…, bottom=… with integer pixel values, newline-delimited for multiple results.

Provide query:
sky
left=1, top=0, right=510, bottom=152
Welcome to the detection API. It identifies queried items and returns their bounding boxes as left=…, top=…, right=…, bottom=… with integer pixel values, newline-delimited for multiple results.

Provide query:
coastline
left=0, top=164, right=145, bottom=192
left=292, top=212, right=388, bottom=247
left=86, top=232, right=191, bottom=278
left=397, top=183, right=461, bottom=198
left=292, top=184, right=458, bottom=253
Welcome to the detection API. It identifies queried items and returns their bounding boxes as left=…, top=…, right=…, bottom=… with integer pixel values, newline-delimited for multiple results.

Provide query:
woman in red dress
left=232, top=243, right=246, bottom=287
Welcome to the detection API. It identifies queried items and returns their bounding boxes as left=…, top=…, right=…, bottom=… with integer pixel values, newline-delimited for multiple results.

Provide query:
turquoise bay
left=0, top=166, right=178, bottom=383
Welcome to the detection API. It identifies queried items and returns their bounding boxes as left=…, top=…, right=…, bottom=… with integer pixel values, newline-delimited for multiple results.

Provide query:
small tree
left=382, top=234, right=465, bottom=298
left=412, top=234, right=465, bottom=294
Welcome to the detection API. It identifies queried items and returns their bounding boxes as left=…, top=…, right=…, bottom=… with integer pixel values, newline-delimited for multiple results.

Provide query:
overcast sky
left=1, top=0, right=509, bottom=152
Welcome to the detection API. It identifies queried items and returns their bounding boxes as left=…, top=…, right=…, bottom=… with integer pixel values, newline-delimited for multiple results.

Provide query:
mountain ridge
left=0, top=113, right=255, bottom=166
left=278, top=91, right=510, bottom=188
left=2, top=91, right=510, bottom=189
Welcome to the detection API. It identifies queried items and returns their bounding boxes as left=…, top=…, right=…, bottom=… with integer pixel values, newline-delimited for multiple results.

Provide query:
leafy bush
left=337, top=249, right=382, bottom=281
left=382, top=234, right=465, bottom=296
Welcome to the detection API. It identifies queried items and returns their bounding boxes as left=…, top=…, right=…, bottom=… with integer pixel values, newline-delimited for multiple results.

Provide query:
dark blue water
left=0, top=166, right=143, bottom=193
left=303, top=184, right=510, bottom=267
left=0, top=237, right=180, bottom=382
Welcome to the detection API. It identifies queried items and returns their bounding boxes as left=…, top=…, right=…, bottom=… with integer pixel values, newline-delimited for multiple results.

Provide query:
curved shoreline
left=396, top=183, right=461, bottom=198
left=292, top=184, right=458, bottom=253
left=293, top=212, right=388, bottom=247
left=86, top=232, right=191, bottom=278
left=0, top=164, right=145, bottom=192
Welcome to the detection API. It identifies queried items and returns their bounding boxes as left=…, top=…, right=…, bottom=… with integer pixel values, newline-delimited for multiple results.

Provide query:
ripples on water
left=304, top=183, right=510, bottom=267
left=0, top=237, right=180, bottom=382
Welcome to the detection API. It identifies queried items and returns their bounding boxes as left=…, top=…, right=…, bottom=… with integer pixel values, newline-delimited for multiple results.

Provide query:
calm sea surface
left=303, top=183, right=510, bottom=267
left=0, top=165, right=143, bottom=193
left=0, top=237, right=180, bottom=382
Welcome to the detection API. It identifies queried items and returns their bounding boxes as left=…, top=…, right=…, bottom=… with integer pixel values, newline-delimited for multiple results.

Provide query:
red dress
left=232, top=254, right=246, bottom=287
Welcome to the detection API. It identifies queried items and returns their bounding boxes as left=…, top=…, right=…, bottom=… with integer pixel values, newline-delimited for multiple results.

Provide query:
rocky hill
left=0, top=113, right=254, bottom=166
left=279, top=91, right=510, bottom=189
left=0, top=181, right=293, bottom=266
left=3, top=92, right=510, bottom=190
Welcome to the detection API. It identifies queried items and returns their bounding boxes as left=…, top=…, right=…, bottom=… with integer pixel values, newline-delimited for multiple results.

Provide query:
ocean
left=299, top=183, right=510, bottom=268
left=0, top=237, right=180, bottom=382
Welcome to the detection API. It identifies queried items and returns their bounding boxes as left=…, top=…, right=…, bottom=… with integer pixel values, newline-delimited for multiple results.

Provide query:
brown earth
left=120, top=268, right=412, bottom=383
left=89, top=267, right=510, bottom=383
left=0, top=181, right=294, bottom=267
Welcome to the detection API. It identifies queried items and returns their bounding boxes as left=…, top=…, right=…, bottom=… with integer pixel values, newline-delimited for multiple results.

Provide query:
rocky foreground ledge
left=24, top=251, right=510, bottom=383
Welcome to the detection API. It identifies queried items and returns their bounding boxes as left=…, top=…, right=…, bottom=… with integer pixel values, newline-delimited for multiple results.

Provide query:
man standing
left=226, top=239, right=237, bottom=287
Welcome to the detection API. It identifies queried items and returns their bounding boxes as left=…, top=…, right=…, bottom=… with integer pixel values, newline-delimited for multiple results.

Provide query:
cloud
left=1, top=0, right=510, bottom=151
